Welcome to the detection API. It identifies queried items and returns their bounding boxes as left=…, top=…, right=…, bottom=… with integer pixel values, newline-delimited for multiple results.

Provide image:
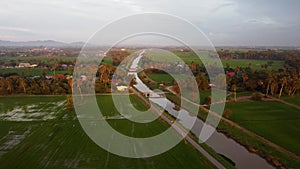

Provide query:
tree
left=232, top=84, right=237, bottom=102
left=270, top=79, right=278, bottom=95
left=196, top=73, right=209, bottom=90
left=67, top=77, right=73, bottom=93
left=6, top=80, right=13, bottom=94
left=67, top=95, right=73, bottom=110
left=52, top=63, right=59, bottom=75
left=172, top=83, right=180, bottom=95
left=67, top=65, right=73, bottom=73
left=265, top=74, right=273, bottom=96
left=224, top=109, right=232, bottom=119
left=98, top=64, right=107, bottom=82
left=107, top=65, right=114, bottom=76
left=0, top=78, right=6, bottom=94
left=102, top=72, right=110, bottom=89
left=251, top=92, right=263, bottom=101
left=278, top=76, right=287, bottom=98
left=19, top=78, right=27, bottom=94
left=204, top=96, right=211, bottom=105
left=41, top=80, right=50, bottom=94
left=190, top=61, right=197, bottom=73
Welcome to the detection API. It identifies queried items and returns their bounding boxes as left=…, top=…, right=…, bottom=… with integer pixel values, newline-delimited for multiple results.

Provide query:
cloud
left=0, top=35, right=19, bottom=41
left=213, top=2, right=236, bottom=12
left=0, top=0, right=299, bottom=45
left=0, top=26, right=32, bottom=33
left=243, top=17, right=281, bottom=26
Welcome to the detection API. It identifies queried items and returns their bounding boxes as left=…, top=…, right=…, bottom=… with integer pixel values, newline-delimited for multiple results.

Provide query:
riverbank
left=138, top=71, right=300, bottom=168
left=131, top=52, right=274, bottom=169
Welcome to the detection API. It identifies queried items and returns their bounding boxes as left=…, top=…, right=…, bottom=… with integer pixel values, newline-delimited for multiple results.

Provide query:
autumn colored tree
left=265, top=74, right=274, bottom=96
left=67, top=95, right=73, bottom=110
left=232, top=84, right=237, bottom=102
left=190, top=61, right=197, bottom=73
left=19, top=78, right=27, bottom=94
left=6, top=79, right=13, bottom=94
left=278, top=76, right=287, bottom=98
left=204, top=96, right=211, bottom=105
left=224, top=109, right=232, bottom=119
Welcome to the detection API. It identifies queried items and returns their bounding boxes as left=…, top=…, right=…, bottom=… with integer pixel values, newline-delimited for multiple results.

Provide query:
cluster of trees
left=1, top=48, right=300, bottom=98
left=189, top=58, right=300, bottom=98
left=0, top=49, right=134, bottom=95
left=218, top=49, right=300, bottom=60
left=151, top=49, right=300, bottom=99
left=0, top=76, right=71, bottom=95
left=106, top=50, right=130, bottom=66
left=0, top=63, right=119, bottom=95
left=232, top=69, right=299, bottom=97
left=0, top=57, right=75, bottom=68
left=0, top=47, right=80, bottom=57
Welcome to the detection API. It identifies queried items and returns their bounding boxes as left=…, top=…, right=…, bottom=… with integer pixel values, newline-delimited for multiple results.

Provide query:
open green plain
left=0, top=68, right=69, bottom=76
left=221, top=59, right=283, bottom=70
left=144, top=50, right=284, bottom=70
left=224, top=100, right=300, bottom=155
left=281, top=95, right=300, bottom=106
left=0, top=56, right=76, bottom=67
left=0, top=95, right=217, bottom=169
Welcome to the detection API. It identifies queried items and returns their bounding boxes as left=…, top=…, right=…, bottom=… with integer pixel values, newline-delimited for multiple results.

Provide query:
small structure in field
left=19, top=63, right=38, bottom=68
left=117, top=85, right=128, bottom=92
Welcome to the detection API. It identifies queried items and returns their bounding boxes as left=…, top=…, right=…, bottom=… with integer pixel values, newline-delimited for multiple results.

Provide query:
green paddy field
left=0, top=95, right=216, bottom=169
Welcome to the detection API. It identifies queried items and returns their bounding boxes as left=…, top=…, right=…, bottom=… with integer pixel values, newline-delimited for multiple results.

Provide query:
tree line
left=0, top=64, right=116, bottom=95
left=190, top=56, right=300, bottom=98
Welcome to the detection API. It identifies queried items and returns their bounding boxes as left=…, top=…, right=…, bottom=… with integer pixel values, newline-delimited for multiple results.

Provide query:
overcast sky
left=0, top=0, right=299, bottom=46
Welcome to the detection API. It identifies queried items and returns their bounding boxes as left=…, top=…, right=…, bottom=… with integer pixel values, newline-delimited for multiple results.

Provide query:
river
left=130, top=51, right=274, bottom=169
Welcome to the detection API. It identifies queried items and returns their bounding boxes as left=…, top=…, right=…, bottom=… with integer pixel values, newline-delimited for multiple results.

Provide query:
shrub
left=251, top=92, right=263, bottom=101
left=204, top=95, right=211, bottom=105
left=224, top=109, right=233, bottom=119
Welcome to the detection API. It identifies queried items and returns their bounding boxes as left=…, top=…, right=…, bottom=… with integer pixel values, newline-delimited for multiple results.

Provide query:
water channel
left=130, top=51, right=274, bottom=169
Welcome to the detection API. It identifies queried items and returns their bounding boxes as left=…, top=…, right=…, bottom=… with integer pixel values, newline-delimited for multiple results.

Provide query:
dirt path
left=271, top=97, right=300, bottom=110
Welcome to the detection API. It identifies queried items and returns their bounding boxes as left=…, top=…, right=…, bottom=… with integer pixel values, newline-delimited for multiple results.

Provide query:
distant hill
left=0, top=40, right=88, bottom=47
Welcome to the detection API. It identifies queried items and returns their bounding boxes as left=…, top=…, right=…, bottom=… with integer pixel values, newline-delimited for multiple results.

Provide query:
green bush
left=251, top=92, right=263, bottom=101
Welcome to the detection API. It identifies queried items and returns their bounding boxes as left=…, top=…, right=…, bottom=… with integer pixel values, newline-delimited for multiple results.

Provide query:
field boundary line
left=165, top=87, right=300, bottom=161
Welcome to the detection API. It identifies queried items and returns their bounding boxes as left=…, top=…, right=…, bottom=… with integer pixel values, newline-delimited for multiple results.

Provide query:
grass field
left=0, top=56, right=76, bottom=64
left=221, top=59, right=283, bottom=70
left=145, top=73, right=211, bottom=105
left=143, top=50, right=283, bottom=70
left=163, top=90, right=300, bottom=168
left=224, top=100, right=300, bottom=155
left=281, top=95, right=300, bottom=106
left=102, top=56, right=112, bottom=65
left=0, top=68, right=69, bottom=76
left=0, top=55, right=113, bottom=76
left=172, top=50, right=208, bottom=65
left=146, top=74, right=175, bottom=83
left=143, top=49, right=207, bottom=65
left=0, top=95, right=217, bottom=169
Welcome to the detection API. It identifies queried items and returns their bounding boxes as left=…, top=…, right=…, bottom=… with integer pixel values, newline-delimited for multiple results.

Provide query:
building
left=18, top=63, right=38, bottom=68
left=227, top=71, right=235, bottom=77
left=80, top=75, right=87, bottom=81
left=45, top=75, right=54, bottom=79
left=117, top=85, right=128, bottom=92
left=19, top=63, right=31, bottom=68
left=54, top=74, right=66, bottom=80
